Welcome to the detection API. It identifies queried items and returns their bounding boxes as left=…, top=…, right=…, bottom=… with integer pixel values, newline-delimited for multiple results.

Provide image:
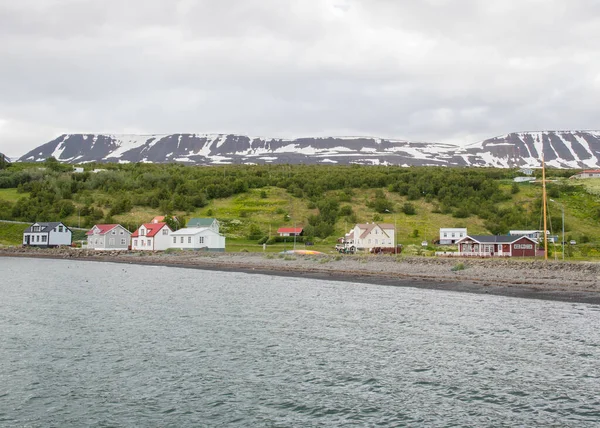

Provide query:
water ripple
left=1, top=257, right=600, bottom=427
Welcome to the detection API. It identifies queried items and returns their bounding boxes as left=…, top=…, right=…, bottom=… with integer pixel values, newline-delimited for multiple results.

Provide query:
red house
left=456, top=235, right=537, bottom=257
left=277, top=227, right=303, bottom=237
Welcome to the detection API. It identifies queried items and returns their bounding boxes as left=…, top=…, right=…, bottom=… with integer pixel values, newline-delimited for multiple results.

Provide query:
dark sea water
left=1, top=257, right=599, bottom=427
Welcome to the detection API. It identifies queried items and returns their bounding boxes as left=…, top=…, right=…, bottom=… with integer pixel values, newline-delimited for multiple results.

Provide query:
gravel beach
left=2, top=247, right=600, bottom=304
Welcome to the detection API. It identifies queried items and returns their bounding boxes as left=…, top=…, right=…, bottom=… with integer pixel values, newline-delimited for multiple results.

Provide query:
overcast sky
left=1, top=0, right=599, bottom=157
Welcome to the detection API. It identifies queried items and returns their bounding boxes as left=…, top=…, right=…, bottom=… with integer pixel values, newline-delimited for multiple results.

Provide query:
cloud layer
left=1, top=0, right=599, bottom=157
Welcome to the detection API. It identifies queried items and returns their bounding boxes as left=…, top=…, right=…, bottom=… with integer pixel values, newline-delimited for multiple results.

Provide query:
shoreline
left=2, top=248, right=600, bottom=304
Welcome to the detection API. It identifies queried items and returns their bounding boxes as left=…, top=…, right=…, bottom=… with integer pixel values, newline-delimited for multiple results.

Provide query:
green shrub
left=451, top=262, right=466, bottom=271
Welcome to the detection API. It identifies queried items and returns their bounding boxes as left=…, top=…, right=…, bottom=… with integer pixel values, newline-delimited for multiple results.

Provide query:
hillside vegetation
left=0, top=160, right=599, bottom=256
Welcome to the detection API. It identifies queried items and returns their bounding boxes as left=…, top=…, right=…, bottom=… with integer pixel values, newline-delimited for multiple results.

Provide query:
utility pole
left=550, top=199, right=565, bottom=261
left=542, top=154, right=548, bottom=261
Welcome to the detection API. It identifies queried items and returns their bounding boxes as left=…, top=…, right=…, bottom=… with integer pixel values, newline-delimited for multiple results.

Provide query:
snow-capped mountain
left=17, top=131, right=600, bottom=168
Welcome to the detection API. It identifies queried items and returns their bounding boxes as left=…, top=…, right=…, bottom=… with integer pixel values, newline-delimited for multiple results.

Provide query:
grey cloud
left=1, top=0, right=599, bottom=157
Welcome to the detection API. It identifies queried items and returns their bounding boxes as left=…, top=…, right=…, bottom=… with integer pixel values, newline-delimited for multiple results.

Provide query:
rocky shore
left=2, top=246, right=600, bottom=303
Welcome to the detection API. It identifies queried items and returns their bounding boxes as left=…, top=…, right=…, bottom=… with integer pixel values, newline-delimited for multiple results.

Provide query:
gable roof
left=187, top=218, right=217, bottom=227
left=151, top=215, right=178, bottom=224
left=170, top=227, right=221, bottom=237
left=355, top=223, right=393, bottom=239
left=277, top=227, right=303, bottom=234
left=132, top=222, right=170, bottom=238
left=458, top=235, right=537, bottom=244
left=86, top=224, right=119, bottom=236
left=24, top=222, right=68, bottom=233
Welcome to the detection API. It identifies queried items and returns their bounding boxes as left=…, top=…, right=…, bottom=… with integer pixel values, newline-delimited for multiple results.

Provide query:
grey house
left=86, top=224, right=132, bottom=250
left=23, top=222, right=72, bottom=247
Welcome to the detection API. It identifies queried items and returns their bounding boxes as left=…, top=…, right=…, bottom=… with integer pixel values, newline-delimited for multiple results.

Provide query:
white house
left=86, top=224, right=131, bottom=250
left=439, top=228, right=467, bottom=245
left=23, top=222, right=72, bottom=247
left=344, top=223, right=395, bottom=252
left=570, top=170, right=600, bottom=179
left=131, top=222, right=173, bottom=251
left=169, top=227, right=226, bottom=252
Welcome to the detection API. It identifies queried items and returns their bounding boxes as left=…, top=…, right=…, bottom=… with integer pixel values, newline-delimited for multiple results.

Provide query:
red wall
left=511, top=237, right=536, bottom=257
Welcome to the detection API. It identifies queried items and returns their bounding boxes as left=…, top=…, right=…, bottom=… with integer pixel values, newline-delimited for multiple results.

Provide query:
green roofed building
left=187, top=218, right=220, bottom=233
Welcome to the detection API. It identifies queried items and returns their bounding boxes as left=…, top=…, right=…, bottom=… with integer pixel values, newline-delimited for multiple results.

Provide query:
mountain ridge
left=17, top=130, right=600, bottom=169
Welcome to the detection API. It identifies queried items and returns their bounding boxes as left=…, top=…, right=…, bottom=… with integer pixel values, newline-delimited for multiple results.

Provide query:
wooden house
left=456, top=235, right=537, bottom=257
left=86, top=224, right=132, bottom=250
left=23, top=222, right=72, bottom=247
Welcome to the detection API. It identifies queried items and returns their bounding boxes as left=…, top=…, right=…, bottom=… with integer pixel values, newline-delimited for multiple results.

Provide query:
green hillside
left=0, top=162, right=598, bottom=257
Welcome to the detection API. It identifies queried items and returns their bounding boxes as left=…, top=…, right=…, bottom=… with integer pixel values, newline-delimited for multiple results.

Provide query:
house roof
left=24, top=222, right=66, bottom=233
left=86, top=224, right=119, bottom=236
left=458, top=235, right=537, bottom=244
left=132, top=222, right=170, bottom=237
left=187, top=218, right=217, bottom=227
left=356, top=223, right=393, bottom=239
left=582, top=170, right=600, bottom=174
left=151, top=215, right=178, bottom=223
left=277, top=227, right=303, bottom=233
left=170, top=227, right=220, bottom=236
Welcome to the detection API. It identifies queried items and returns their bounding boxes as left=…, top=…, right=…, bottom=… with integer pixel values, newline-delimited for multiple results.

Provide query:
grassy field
left=0, top=222, right=28, bottom=246
left=0, top=188, right=27, bottom=202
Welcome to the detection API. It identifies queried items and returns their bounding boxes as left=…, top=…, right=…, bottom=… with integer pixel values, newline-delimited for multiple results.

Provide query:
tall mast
left=542, top=153, right=548, bottom=261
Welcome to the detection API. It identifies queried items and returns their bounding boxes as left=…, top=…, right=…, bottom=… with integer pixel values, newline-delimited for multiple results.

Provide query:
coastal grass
left=0, top=222, right=27, bottom=246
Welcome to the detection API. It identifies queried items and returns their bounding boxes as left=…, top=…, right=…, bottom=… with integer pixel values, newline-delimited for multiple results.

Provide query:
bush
left=402, top=202, right=416, bottom=215
left=451, top=262, right=466, bottom=271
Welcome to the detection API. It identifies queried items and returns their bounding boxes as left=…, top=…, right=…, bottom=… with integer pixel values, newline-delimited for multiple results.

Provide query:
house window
left=163, top=229, right=168, bottom=235
left=140, top=229, right=145, bottom=236
left=111, top=230, right=116, bottom=235
left=36, top=235, right=40, bottom=242
left=180, top=237, right=184, bottom=243
left=147, top=239, right=151, bottom=247
left=42, top=235, right=47, bottom=242
left=120, top=230, right=124, bottom=235
left=142, top=240, right=145, bottom=246
left=134, top=239, right=138, bottom=246
left=173, top=237, right=176, bottom=244
left=188, top=236, right=192, bottom=243
left=375, top=239, right=378, bottom=245
left=443, top=233, right=447, bottom=238
left=199, top=237, right=204, bottom=244
left=59, top=226, right=63, bottom=232
left=452, top=233, right=455, bottom=238
left=121, top=238, right=126, bottom=245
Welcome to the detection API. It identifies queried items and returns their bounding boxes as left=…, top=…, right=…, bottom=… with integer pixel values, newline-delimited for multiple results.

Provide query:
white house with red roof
left=131, top=222, right=173, bottom=251
left=277, top=227, right=303, bottom=237
left=344, top=223, right=395, bottom=252
left=86, top=224, right=132, bottom=250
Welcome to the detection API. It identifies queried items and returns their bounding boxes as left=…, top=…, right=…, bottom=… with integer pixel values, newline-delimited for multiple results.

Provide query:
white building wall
left=153, top=228, right=172, bottom=251
left=169, top=228, right=226, bottom=251
left=48, top=229, right=72, bottom=246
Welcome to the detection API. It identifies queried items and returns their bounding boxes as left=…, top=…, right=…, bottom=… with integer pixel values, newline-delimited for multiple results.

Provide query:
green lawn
left=0, top=188, right=28, bottom=202
left=0, top=222, right=27, bottom=246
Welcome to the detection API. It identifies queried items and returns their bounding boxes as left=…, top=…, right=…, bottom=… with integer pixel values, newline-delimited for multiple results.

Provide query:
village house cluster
left=22, top=216, right=226, bottom=252
left=23, top=218, right=549, bottom=258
